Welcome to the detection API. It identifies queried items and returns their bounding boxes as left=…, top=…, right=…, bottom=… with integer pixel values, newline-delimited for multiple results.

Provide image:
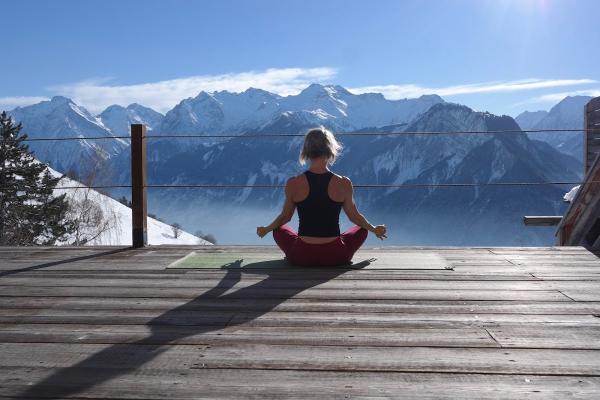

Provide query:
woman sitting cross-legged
left=256, top=127, right=387, bottom=266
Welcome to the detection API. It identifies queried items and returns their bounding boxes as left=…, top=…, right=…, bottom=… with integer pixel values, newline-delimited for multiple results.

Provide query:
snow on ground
left=51, top=169, right=212, bottom=246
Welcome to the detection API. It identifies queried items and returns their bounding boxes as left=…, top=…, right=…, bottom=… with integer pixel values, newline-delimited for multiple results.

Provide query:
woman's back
left=295, top=170, right=343, bottom=237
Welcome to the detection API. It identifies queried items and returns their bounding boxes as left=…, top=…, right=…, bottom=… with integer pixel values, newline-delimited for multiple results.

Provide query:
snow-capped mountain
left=157, top=84, right=444, bottom=136
left=159, top=88, right=283, bottom=136
left=99, top=103, right=164, bottom=136
left=280, top=84, right=443, bottom=131
left=516, top=96, right=592, bottom=160
left=9, top=96, right=128, bottom=174
left=515, top=110, right=549, bottom=130
left=51, top=168, right=212, bottom=246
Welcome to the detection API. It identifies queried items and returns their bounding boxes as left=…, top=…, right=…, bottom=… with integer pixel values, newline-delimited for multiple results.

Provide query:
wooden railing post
left=131, top=124, right=147, bottom=248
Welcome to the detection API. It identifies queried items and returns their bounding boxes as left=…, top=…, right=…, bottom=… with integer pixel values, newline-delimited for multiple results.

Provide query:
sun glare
left=496, top=0, right=549, bottom=16
left=519, top=0, right=548, bottom=14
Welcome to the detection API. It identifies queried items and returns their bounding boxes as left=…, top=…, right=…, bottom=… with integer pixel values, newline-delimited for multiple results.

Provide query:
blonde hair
left=299, top=127, right=343, bottom=165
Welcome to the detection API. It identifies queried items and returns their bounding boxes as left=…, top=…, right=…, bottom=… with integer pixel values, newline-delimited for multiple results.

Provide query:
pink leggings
left=273, top=224, right=368, bottom=266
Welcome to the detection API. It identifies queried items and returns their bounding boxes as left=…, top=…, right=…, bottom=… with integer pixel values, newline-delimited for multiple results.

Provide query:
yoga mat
left=167, top=252, right=293, bottom=270
left=167, top=251, right=449, bottom=270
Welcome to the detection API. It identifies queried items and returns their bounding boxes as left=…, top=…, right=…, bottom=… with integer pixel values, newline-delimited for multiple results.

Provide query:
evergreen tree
left=117, top=195, right=132, bottom=208
left=0, top=111, right=74, bottom=245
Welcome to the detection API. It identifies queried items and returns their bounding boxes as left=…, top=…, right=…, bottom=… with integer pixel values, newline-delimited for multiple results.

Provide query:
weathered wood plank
left=3, top=367, right=600, bottom=399
left=2, top=342, right=600, bottom=375
left=454, top=266, right=600, bottom=275
left=3, top=323, right=600, bottom=349
left=561, top=289, right=600, bottom=301
left=0, top=276, right=557, bottom=290
left=487, top=325, right=600, bottom=349
left=0, top=309, right=597, bottom=327
left=0, top=297, right=597, bottom=314
left=0, top=324, right=497, bottom=348
left=0, top=270, right=541, bottom=281
left=0, top=285, right=572, bottom=301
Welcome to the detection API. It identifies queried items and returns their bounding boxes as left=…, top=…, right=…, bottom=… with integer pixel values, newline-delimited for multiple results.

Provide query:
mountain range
left=6, top=84, right=591, bottom=245
left=158, top=85, right=444, bottom=136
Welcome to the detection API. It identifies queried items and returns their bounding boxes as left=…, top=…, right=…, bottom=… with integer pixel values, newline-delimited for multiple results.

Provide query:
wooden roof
left=557, top=151, right=600, bottom=249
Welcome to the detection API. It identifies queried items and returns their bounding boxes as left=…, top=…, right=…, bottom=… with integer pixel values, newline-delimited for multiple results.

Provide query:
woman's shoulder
left=331, top=172, right=352, bottom=185
left=286, top=173, right=306, bottom=187
left=330, top=173, right=352, bottom=194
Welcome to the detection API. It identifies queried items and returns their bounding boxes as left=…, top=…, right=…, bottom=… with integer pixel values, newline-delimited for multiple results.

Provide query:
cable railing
left=12, top=129, right=594, bottom=190
left=19, top=127, right=600, bottom=142
left=15, top=127, right=593, bottom=190
left=38, top=181, right=592, bottom=190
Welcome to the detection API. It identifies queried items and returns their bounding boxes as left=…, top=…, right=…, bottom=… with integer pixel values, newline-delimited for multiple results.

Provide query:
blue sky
left=2, top=0, right=599, bottom=116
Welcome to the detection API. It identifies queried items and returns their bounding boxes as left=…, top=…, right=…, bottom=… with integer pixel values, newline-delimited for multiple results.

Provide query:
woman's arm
left=256, top=178, right=297, bottom=238
left=341, top=177, right=387, bottom=240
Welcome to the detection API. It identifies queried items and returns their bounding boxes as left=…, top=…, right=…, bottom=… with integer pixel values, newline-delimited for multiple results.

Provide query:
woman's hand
left=373, top=225, right=387, bottom=240
left=256, top=226, right=270, bottom=238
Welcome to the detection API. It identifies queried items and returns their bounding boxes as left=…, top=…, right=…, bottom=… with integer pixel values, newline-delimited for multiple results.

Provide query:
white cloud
left=0, top=96, right=49, bottom=111
left=51, top=67, right=338, bottom=113
left=349, top=78, right=597, bottom=99
left=530, top=89, right=600, bottom=103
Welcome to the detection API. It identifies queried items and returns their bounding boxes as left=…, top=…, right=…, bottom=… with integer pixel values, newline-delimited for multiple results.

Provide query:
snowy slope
left=51, top=169, right=212, bottom=246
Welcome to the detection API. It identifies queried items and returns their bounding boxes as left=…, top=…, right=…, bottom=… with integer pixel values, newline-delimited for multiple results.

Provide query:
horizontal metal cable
left=49, top=185, right=131, bottom=190
left=143, top=181, right=587, bottom=189
left=16, top=128, right=600, bottom=142
left=5, top=181, right=588, bottom=191
left=147, top=128, right=593, bottom=139
left=21, top=136, right=130, bottom=142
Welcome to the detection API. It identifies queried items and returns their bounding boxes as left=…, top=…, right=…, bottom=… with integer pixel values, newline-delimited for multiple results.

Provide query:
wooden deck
left=1, top=245, right=600, bottom=399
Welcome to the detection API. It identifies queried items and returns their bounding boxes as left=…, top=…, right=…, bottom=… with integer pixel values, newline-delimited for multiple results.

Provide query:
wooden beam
left=130, top=124, right=147, bottom=248
left=585, top=97, right=600, bottom=173
left=523, top=216, right=562, bottom=226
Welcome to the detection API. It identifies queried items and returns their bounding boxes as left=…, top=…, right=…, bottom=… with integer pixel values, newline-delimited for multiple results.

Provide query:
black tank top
left=296, top=170, right=343, bottom=237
